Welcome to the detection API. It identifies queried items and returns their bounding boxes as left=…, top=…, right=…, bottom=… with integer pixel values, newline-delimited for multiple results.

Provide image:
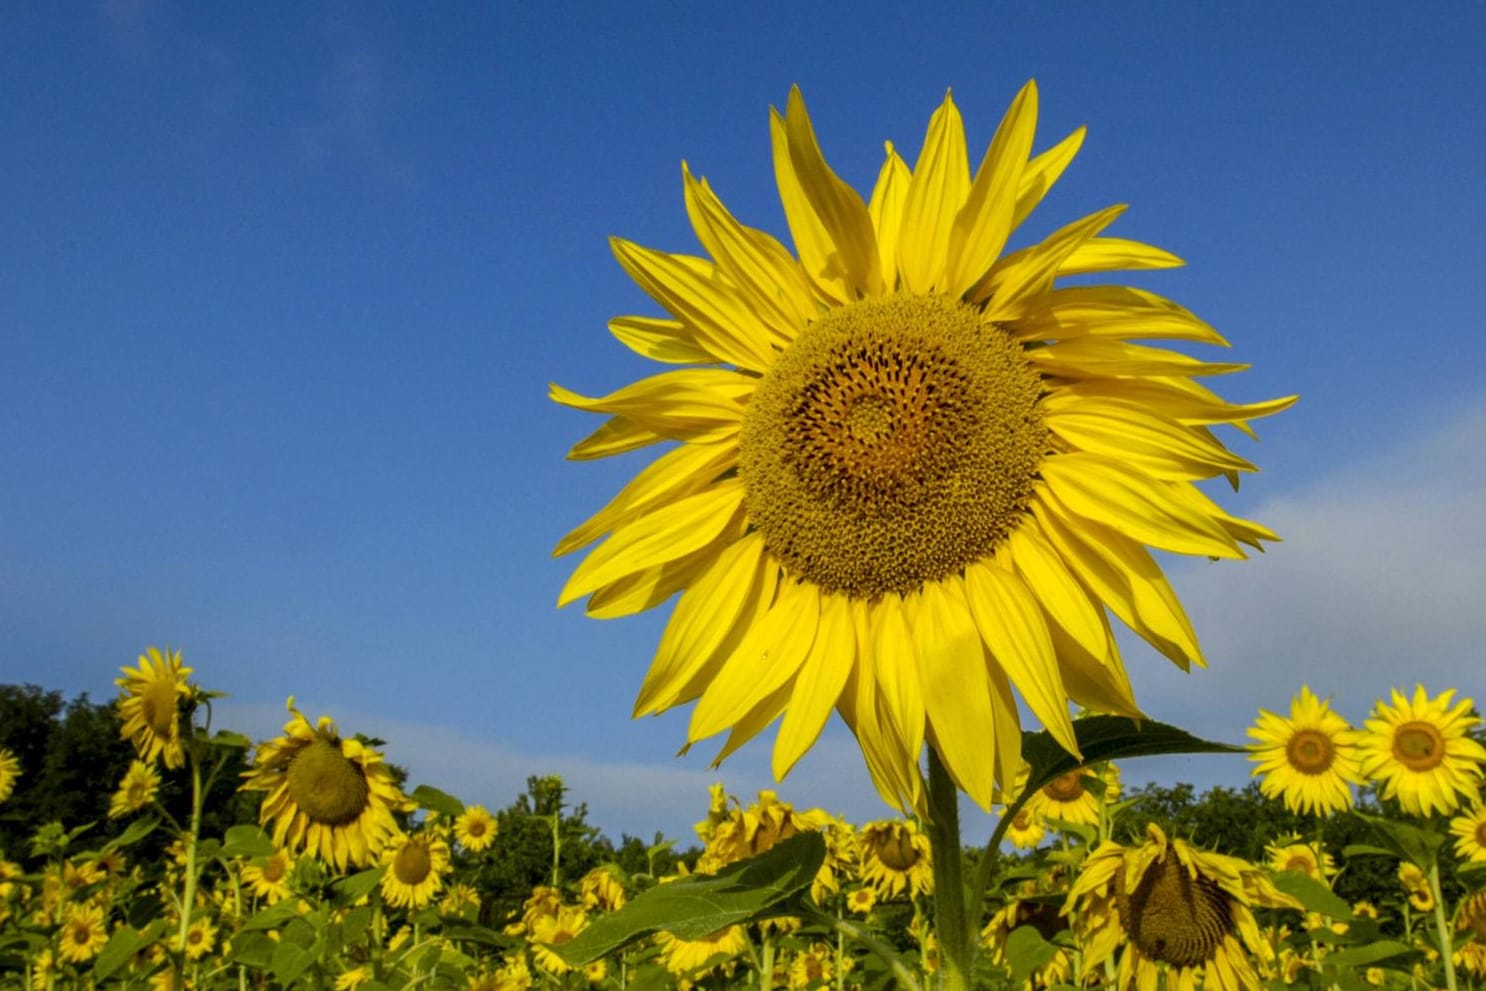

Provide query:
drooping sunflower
left=1065, top=823, right=1301, bottom=991
left=240, top=699, right=411, bottom=871
left=579, top=866, right=628, bottom=912
left=0, top=747, right=19, bottom=803
left=858, top=819, right=933, bottom=899
left=240, top=848, right=296, bottom=903
left=1457, top=890, right=1486, bottom=948
left=981, top=897, right=1073, bottom=989
left=454, top=804, right=498, bottom=853
left=115, top=647, right=194, bottom=769
left=108, top=760, right=161, bottom=819
left=1450, top=803, right=1486, bottom=863
left=1357, top=686, right=1486, bottom=817
left=1248, top=686, right=1363, bottom=816
left=56, top=902, right=109, bottom=964
left=379, top=830, right=451, bottom=910
left=553, top=83, right=1293, bottom=811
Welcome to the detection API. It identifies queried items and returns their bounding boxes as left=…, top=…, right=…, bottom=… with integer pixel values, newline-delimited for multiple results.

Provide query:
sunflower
left=440, top=882, right=482, bottom=918
left=1248, top=686, right=1363, bottom=816
left=1357, top=686, right=1486, bottom=817
left=1065, top=823, right=1301, bottom=991
left=846, top=886, right=877, bottom=914
left=1397, top=862, right=1434, bottom=913
left=108, top=760, right=161, bottom=819
left=579, top=866, right=627, bottom=912
left=240, top=698, right=412, bottom=871
left=1021, top=762, right=1118, bottom=827
left=379, top=831, right=451, bottom=910
left=553, top=84, right=1292, bottom=812
left=858, top=819, right=933, bottom=899
left=1451, top=804, right=1486, bottom=863
left=0, top=747, right=19, bottom=803
left=115, top=647, right=194, bottom=769
left=454, top=804, right=498, bottom=853
left=1264, top=838, right=1336, bottom=882
left=183, top=915, right=217, bottom=961
left=787, top=941, right=835, bottom=989
left=335, top=967, right=372, bottom=991
left=981, top=898, right=1072, bottom=989
left=241, top=848, right=296, bottom=903
left=1457, top=891, right=1486, bottom=949
left=655, top=925, right=749, bottom=977
left=56, top=902, right=109, bottom=963
left=1003, top=807, right=1047, bottom=850
left=528, top=904, right=589, bottom=975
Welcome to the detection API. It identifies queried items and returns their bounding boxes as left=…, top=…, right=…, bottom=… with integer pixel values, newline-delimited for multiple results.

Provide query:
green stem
left=803, top=908, right=922, bottom=991
left=759, top=930, right=776, bottom=991
left=1429, top=861, right=1459, bottom=991
left=175, top=755, right=205, bottom=970
left=925, top=749, right=973, bottom=991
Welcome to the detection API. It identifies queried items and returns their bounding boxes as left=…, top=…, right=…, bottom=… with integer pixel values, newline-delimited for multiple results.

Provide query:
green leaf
left=1021, top=717, right=1243, bottom=799
left=242, top=898, right=306, bottom=932
left=93, top=926, right=149, bottom=981
left=412, top=784, right=465, bottom=817
left=220, top=824, right=276, bottom=859
left=271, top=940, right=315, bottom=986
left=333, top=867, right=386, bottom=906
left=1356, top=815, right=1443, bottom=869
left=555, top=830, right=826, bottom=966
left=1325, top=941, right=1416, bottom=967
left=105, top=816, right=159, bottom=852
left=211, top=729, right=254, bottom=749
left=442, top=924, right=518, bottom=949
left=1270, top=872, right=1351, bottom=920
left=1340, top=844, right=1398, bottom=860
left=229, top=932, right=279, bottom=969
left=1005, top=926, right=1060, bottom=985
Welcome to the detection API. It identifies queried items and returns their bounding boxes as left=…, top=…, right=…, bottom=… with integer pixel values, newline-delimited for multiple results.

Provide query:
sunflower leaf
left=1270, top=871, right=1351, bottom=920
left=219, top=824, right=276, bottom=858
left=1020, top=716, right=1242, bottom=799
left=1005, top=925, right=1060, bottom=985
left=93, top=926, right=149, bottom=981
left=412, top=784, right=466, bottom=817
left=553, top=830, right=825, bottom=966
left=1355, top=814, right=1444, bottom=870
left=1324, top=941, right=1417, bottom=968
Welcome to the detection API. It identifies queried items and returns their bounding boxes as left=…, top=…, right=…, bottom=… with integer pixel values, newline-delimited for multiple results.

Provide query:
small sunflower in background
left=1358, top=686, right=1486, bottom=817
left=1248, top=685, right=1363, bottom=816
left=379, top=830, right=451, bottom=910
left=56, top=902, right=109, bottom=964
left=655, top=925, right=748, bottom=977
left=1021, top=762, right=1118, bottom=827
left=439, top=881, right=481, bottom=919
left=240, top=848, right=296, bottom=904
left=1264, top=838, right=1336, bottom=883
left=528, top=904, right=589, bottom=975
left=858, top=819, right=932, bottom=899
left=846, top=886, right=877, bottom=915
left=1457, top=891, right=1486, bottom=951
left=1065, top=823, right=1301, bottom=991
left=115, top=647, right=194, bottom=769
left=1002, top=806, right=1047, bottom=850
left=1450, top=803, right=1486, bottom=863
left=453, top=804, right=498, bottom=853
left=0, top=747, right=19, bottom=803
left=579, top=866, right=627, bottom=912
left=1397, top=862, right=1434, bottom=912
left=240, top=699, right=411, bottom=871
left=554, top=83, right=1294, bottom=814
left=183, top=916, right=217, bottom=961
left=107, top=760, right=161, bottom=819
left=981, top=897, right=1072, bottom=988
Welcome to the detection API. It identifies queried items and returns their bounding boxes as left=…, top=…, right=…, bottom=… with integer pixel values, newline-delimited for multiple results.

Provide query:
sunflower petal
left=867, top=141, right=912, bottom=291
left=898, top=90, right=971, bottom=295
left=1008, top=286, right=1228, bottom=347
left=773, top=593, right=856, bottom=778
left=1058, top=236, right=1185, bottom=275
left=1025, top=338, right=1248, bottom=379
left=1013, top=125, right=1084, bottom=229
left=912, top=578, right=996, bottom=807
left=976, top=204, right=1128, bottom=319
left=608, top=315, right=714, bottom=365
left=871, top=593, right=926, bottom=771
left=1045, top=398, right=1257, bottom=481
left=946, top=79, right=1038, bottom=298
left=565, top=416, right=666, bottom=461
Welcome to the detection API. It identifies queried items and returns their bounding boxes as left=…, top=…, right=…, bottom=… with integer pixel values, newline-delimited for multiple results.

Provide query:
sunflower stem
left=804, top=907, right=922, bottom=991
left=1429, top=861, right=1459, bottom=991
left=174, top=751, right=205, bottom=977
left=925, top=749, right=973, bottom=991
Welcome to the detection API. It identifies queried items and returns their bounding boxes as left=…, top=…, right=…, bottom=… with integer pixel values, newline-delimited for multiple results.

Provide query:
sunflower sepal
left=552, top=830, right=824, bottom=967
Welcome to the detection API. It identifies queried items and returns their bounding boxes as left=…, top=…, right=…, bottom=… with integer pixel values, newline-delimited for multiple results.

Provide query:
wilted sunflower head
left=115, top=647, right=195, bottom=769
left=555, top=83, right=1294, bottom=815
left=240, top=699, right=411, bottom=872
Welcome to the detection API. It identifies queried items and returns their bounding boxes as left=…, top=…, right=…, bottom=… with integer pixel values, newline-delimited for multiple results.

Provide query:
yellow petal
left=897, top=90, right=970, bottom=295
left=1058, top=236, right=1185, bottom=275
left=1008, top=286, right=1228, bottom=347
left=585, top=550, right=712, bottom=619
left=1024, top=338, right=1248, bottom=379
left=1004, top=523, right=1108, bottom=662
left=609, top=239, right=776, bottom=371
left=912, top=578, right=996, bottom=807
left=1040, top=452, right=1242, bottom=559
left=975, top=204, right=1127, bottom=319
left=689, top=579, right=820, bottom=741
left=963, top=559, right=1078, bottom=758
left=870, top=594, right=926, bottom=770
left=549, top=370, right=749, bottom=443
left=1013, top=125, right=1085, bottom=230
left=608, top=315, right=713, bottom=365
left=1045, top=398, right=1257, bottom=481
left=558, top=482, right=746, bottom=607
left=772, top=593, right=856, bottom=779
left=565, top=416, right=666, bottom=461
left=556, top=441, right=736, bottom=556
left=771, top=108, right=850, bottom=304
left=683, top=164, right=816, bottom=344
left=710, top=682, right=791, bottom=767
left=867, top=141, right=912, bottom=291
left=946, top=80, right=1038, bottom=298
left=636, top=534, right=774, bottom=715
left=780, top=87, right=882, bottom=297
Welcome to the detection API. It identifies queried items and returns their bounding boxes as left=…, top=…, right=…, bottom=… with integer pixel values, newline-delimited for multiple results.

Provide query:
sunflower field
left=1, top=654, right=1485, bottom=991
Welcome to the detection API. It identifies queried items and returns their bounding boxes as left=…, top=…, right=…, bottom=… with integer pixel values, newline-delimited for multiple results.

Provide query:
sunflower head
left=859, top=819, right=933, bottom=899
left=379, top=830, right=451, bottom=910
left=240, top=699, right=412, bottom=871
left=1248, top=686, right=1364, bottom=816
left=1358, top=686, right=1486, bottom=817
left=108, top=760, right=162, bottom=819
left=454, top=804, right=499, bottom=853
left=115, top=647, right=195, bottom=769
left=0, top=747, right=19, bottom=804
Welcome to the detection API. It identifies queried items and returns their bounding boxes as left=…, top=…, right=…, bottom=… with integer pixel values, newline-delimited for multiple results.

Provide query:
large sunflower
left=553, top=84, right=1293, bottom=811
left=1357, top=686, right=1486, bottom=817
left=1065, top=823, right=1300, bottom=991
left=240, top=699, right=411, bottom=871
left=1248, top=686, right=1363, bottom=816
left=115, top=647, right=194, bottom=769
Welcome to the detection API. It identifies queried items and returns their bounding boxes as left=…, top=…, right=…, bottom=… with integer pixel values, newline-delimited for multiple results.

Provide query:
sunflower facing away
left=1248, top=686, right=1363, bottom=816
left=1065, top=823, right=1301, bottom=991
left=0, top=747, right=18, bottom=804
left=240, top=699, right=412, bottom=871
left=115, top=647, right=194, bottom=769
left=1357, top=685, right=1486, bottom=817
left=553, top=83, right=1294, bottom=811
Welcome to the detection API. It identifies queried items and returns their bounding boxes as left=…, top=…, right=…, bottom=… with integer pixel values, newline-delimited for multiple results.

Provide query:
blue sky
left=3, top=3, right=1484, bottom=844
